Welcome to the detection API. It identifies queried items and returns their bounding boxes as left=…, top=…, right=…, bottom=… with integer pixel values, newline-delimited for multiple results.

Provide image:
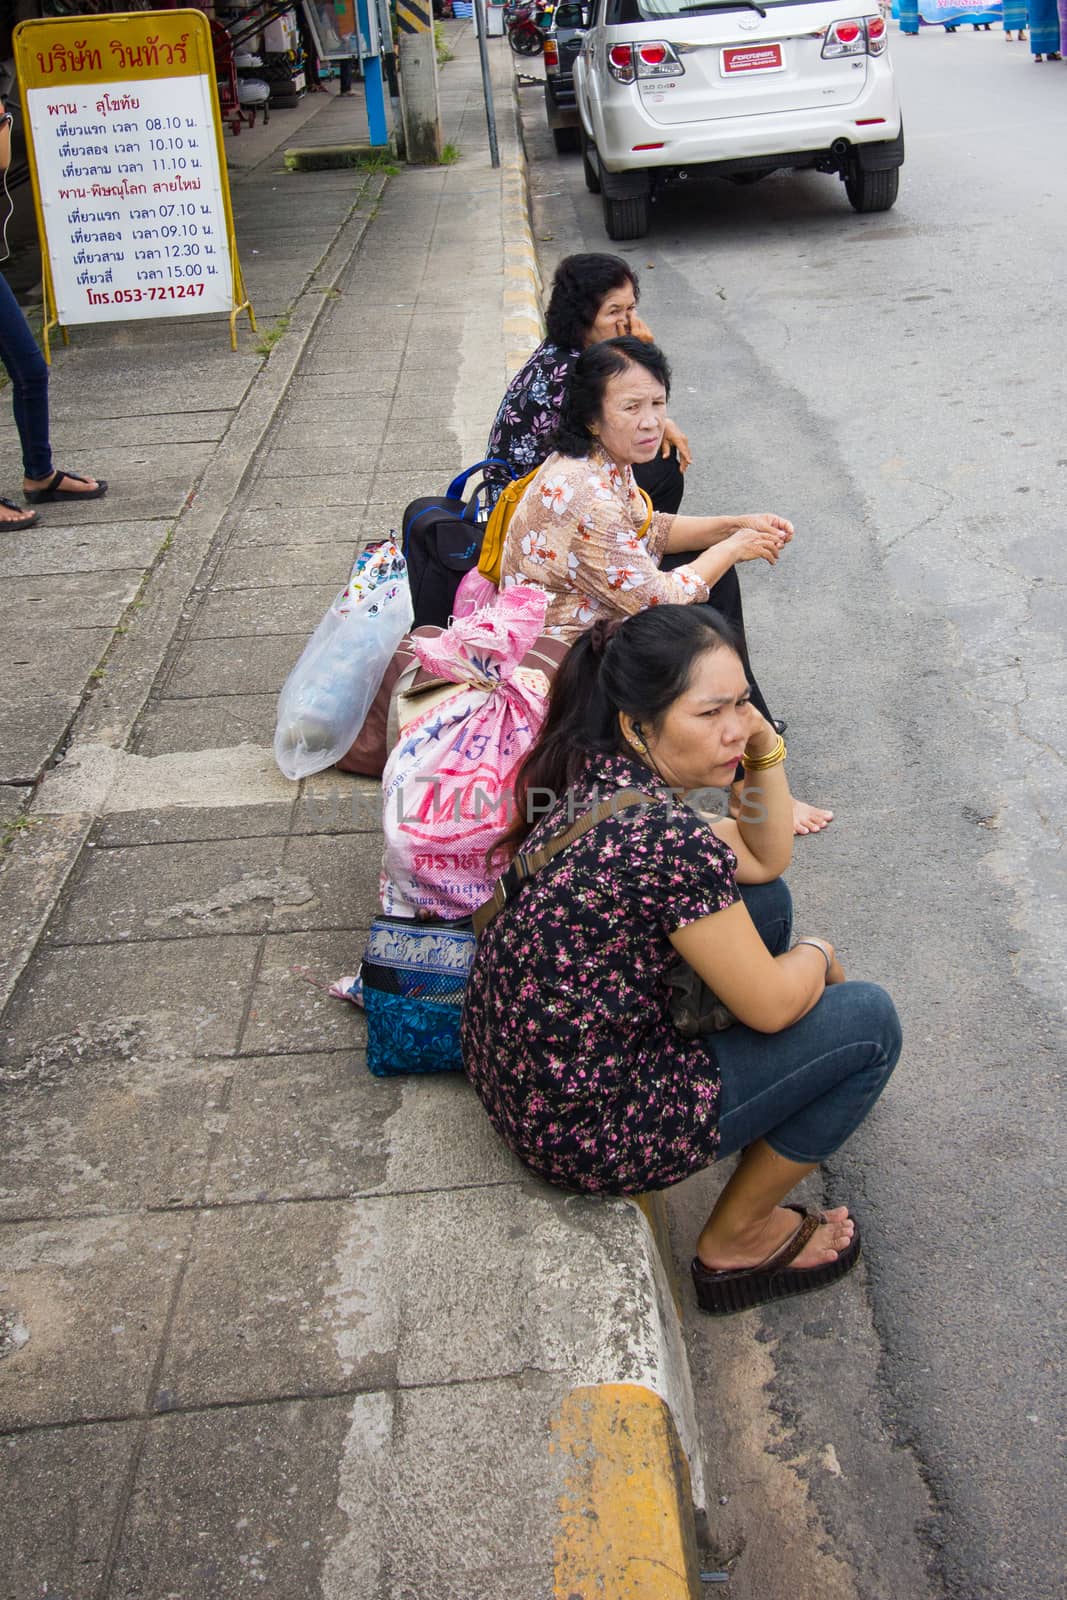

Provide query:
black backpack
left=401, top=458, right=513, bottom=629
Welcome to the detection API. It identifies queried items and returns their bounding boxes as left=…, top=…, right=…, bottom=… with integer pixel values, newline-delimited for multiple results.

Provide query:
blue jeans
left=0, top=272, right=52, bottom=481
left=713, top=880, right=902, bottom=1164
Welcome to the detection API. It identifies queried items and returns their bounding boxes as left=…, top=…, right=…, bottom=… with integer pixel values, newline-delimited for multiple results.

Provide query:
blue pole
left=356, top=0, right=389, bottom=146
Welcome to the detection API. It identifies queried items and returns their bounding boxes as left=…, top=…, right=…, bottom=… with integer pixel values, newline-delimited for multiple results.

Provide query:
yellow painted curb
left=552, top=1383, right=700, bottom=1599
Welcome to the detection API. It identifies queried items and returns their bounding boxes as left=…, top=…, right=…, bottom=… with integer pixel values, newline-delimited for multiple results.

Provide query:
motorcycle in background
left=506, top=0, right=553, bottom=54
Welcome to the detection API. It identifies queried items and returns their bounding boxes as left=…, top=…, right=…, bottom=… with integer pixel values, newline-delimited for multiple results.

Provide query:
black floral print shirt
left=461, top=751, right=740, bottom=1195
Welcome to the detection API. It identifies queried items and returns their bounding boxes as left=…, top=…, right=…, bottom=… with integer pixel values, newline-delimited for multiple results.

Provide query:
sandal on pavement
left=24, top=470, right=108, bottom=505
left=691, top=1205, right=861, bottom=1316
left=0, top=495, right=39, bottom=531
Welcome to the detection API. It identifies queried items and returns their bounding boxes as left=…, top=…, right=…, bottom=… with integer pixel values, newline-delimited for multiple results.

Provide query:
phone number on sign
left=84, top=283, right=208, bottom=305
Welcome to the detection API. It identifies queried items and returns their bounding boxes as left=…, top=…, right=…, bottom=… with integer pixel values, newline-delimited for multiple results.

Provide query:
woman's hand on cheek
left=741, top=704, right=778, bottom=758
left=628, top=311, right=656, bottom=343
left=662, top=417, right=692, bottom=470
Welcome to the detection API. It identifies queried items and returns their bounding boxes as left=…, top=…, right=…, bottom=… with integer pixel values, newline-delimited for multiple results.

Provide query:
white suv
left=572, top=0, right=903, bottom=238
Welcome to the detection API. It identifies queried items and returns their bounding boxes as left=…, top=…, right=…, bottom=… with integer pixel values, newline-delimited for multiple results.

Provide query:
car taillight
left=865, top=13, right=888, bottom=53
left=607, top=44, right=635, bottom=82
left=606, top=41, right=683, bottom=83
left=544, top=36, right=559, bottom=66
left=822, top=15, right=889, bottom=56
left=636, top=40, right=683, bottom=76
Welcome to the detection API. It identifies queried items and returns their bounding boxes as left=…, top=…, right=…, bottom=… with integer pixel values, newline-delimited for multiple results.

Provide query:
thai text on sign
left=14, top=12, right=252, bottom=348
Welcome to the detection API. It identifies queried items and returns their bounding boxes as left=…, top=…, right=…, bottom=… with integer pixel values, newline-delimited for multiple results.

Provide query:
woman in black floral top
left=484, top=253, right=690, bottom=509
left=461, top=606, right=902, bottom=1315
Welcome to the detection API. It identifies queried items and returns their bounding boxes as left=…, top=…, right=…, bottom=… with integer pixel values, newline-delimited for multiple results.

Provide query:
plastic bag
left=380, top=586, right=551, bottom=919
left=274, top=538, right=414, bottom=781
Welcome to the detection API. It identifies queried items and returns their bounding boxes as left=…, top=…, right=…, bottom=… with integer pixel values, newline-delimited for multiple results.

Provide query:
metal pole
left=473, top=0, right=500, bottom=169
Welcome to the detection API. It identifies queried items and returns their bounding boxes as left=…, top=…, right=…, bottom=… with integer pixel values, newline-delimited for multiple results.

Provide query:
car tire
left=844, top=163, right=899, bottom=213
left=602, top=191, right=649, bottom=240
left=580, top=130, right=601, bottom=194
left=552, top=124, right=580, bottom=153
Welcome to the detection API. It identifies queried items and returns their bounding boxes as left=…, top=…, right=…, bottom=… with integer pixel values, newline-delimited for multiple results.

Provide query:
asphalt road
left=516, top=29, right=1066, bottom=1600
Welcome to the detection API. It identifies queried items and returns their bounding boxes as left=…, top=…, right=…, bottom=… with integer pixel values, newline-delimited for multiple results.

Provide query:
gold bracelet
left=741, top=734, right=786, bottom=772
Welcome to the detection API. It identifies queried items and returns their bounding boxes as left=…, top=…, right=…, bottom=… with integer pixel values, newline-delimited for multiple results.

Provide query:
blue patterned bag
left=360, top=915, right=476, bottom=1076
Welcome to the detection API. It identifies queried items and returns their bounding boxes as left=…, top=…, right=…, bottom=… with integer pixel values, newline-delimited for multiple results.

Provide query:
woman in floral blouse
left=500, top=336, right=834, bottom=835
left=461, top=606, right=901, bottom=1315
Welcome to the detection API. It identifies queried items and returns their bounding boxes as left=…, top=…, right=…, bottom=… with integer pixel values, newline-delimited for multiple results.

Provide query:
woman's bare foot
left=697, top=1204, right=854, bottom=1273
left=23, top=470, right=103, bottom=497
left=793, top=797, right=833, bottom=835
left=0, top=497, right=35, bottom=524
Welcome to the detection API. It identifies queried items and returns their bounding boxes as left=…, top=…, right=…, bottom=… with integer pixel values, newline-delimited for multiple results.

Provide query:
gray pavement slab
left=243, top=473, right=375, bottom=511
left=163, top=634, right=308, bottom=699
left=0, top=1421, right=138, bottom=1598
left=203, top=1051, right=398, bottom=1205
left=106, top=1398, right=358, bottom=1599
left=374, top=1375, right=571, bottom=1600
left=0, top=569, right=145, bottom=631
left=256, top=445, right=386, bottom=478
left=161, top=1198, right=399, bottom=1403
left=0, top=786, right=30, bottom=829
left=0, top=1056, right=227, bottom=1220
left=4, top=626, right=111, bottom=699
left=91, top=802, right=295, bottom=849
left=241, top=930, right=367, bottom=1056
left=212, top=540, right=355, bottom=589
left=0, top=935, right=261, bottom=1064
left=188, top=582, right=339, bottom=638
left=133, top=694, right=279, bottom=756
left=44, top=836, right=293, bottom=946
left=0, top=1211, right=193, bottom=1427
left=2, top=521, right=173, bottom=578
left=0, top=697, right=82, bottom=784
left=227, top=504, right=361, bottom=546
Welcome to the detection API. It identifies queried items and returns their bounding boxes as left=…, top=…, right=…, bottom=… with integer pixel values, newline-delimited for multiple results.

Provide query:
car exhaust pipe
left=831, top=138, right=850, bottom=158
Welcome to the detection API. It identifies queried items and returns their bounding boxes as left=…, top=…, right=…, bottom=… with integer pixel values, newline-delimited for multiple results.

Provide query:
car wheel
left=580, top=130, right=601, bottom=194
left=602, top=191, right=649, bottom=241
left=844, top=163, right=899, bottom=213
left=552, top=125, right=580, bottom=154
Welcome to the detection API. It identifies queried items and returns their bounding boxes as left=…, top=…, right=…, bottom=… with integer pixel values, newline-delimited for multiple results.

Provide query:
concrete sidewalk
left=0, top=28, right=705, bottom=1597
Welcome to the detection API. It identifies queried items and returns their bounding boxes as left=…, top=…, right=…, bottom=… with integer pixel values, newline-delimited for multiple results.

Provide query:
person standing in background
left=1003, top=0, right=1028, bottom=38
left=0, top=94, right=107, bottom=532
left=1027, top=0, right=1061, bottom=53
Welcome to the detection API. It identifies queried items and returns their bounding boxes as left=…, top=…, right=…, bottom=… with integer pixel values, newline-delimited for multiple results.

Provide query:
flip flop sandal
left=0, top=495, right=39, bottom=531
left=691, top=1205, right=861, bottom=1316
left=24, top=470, right=108, bottom=505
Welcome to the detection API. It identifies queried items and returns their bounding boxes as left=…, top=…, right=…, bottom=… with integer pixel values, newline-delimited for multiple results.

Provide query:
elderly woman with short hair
left=499, top=336, right=833, bottom=834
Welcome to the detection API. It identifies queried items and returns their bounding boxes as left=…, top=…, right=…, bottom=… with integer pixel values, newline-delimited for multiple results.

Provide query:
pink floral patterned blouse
left=499, top=448, right=710, bottom=643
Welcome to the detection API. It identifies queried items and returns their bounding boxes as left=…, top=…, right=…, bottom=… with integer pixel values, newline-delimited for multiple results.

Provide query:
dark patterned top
left=484, top=339, right=579, bottom=502
left=461, top=751, right=740, bottom=1195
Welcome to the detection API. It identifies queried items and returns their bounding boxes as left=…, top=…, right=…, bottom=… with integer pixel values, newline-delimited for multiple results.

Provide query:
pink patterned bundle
left=380, top=587, right=556, bottom=919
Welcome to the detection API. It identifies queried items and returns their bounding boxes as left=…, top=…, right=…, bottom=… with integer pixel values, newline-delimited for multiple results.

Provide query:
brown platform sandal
left=691, top=1205, right=862, bottom=1316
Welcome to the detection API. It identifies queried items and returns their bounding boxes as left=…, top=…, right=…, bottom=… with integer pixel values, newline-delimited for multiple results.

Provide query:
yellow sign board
left=14, top=11, right=255, bottom=357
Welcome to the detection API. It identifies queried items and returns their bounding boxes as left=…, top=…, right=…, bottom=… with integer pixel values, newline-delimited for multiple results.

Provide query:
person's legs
left=696, top=981, right=901, bottom=1269
left=634, top=447, right=685, bottom=515
left=0, top=271, right=53, bottom=482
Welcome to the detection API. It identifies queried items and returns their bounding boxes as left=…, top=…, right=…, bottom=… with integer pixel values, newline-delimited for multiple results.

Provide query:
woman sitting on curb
left=498, top=335, right=833, bottom=835
left=484, top=250, right=690, bottom=513
left=461, top=606, right=901, bottom=1315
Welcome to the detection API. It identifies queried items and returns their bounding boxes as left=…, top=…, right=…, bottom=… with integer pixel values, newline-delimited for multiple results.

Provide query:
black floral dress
left=460, top=752, right=740, bottom=1195
left=483, top=339, right=579, bottom=503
